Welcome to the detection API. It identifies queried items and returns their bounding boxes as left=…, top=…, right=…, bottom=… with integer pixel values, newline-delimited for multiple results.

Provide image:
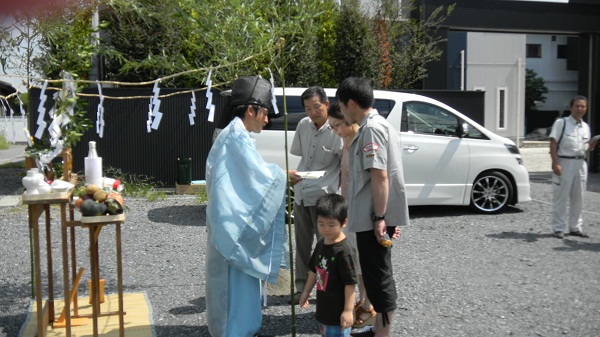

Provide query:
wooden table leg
left=60, top=203, right=71, bottom=337
left=29, top=205, right=45, bottom=337
left=44, top=205, right=54, bottom=322
left=116, top=224, right=124, bottom=337
left=69, top=205, right=79, bottom=317
left=89, top=226, right=101, bottom=337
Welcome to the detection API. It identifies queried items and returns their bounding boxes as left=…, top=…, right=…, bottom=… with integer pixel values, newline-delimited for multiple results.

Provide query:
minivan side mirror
left=457, top=122, right=469, bottom=138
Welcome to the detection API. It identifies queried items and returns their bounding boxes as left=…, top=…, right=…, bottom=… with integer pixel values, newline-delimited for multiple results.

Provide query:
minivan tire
left=470, top=171, right=513, bottom=213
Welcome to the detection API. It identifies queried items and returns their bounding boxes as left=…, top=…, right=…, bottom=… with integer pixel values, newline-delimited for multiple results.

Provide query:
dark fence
left=29, top=87, right=485, bottom=186
left=29, top=87, right=226, bottom=186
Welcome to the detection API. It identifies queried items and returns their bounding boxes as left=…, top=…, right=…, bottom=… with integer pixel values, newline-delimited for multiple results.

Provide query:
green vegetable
left=105, top=198, right=124, bottom=215
left=80, top=199, right=109, bottom=216
left=80, top=199, right=98, bottom=216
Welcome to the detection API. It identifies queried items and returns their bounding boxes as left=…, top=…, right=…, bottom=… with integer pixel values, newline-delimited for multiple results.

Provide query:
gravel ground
left=1, top=167, right=600, bottom=337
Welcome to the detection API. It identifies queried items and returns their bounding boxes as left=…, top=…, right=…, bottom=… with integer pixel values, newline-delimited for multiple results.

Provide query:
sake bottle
left=84, top=141, right=103, bottom=186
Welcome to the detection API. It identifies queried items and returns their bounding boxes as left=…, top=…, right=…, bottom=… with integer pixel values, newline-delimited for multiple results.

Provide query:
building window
left=557, top=44, right=568, bottom=59
left=526, top=44, right=542, bottom=58
left=497, top=88, right=507, bottom=129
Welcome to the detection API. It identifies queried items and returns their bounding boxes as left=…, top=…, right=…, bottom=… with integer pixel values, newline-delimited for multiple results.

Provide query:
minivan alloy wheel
left=470, top=171, right=513, bottom=213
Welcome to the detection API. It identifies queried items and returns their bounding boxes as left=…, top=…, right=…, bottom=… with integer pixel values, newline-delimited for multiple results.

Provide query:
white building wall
left=467, top=32, right=526, bottom=143
left=525, top=34, right=578, bottom=113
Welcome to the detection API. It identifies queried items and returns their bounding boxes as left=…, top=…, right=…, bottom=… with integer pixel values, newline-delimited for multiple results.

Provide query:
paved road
left=0, top=143, right=26, bottom=166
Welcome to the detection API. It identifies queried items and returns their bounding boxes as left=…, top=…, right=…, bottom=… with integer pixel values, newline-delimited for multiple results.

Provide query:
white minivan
left=216, top=88, right=531, bottom=213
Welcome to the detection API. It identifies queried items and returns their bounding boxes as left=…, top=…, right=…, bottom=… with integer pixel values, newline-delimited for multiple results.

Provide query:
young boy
left=300, top=193, right=357, bottom=337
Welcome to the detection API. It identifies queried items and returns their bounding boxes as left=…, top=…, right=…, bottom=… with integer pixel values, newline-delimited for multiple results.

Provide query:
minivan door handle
left=403, top=145, right=419, bottom=153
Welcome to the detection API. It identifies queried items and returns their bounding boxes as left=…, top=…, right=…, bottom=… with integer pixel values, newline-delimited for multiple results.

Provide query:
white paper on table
left=296, top=171, right=326, bottom=179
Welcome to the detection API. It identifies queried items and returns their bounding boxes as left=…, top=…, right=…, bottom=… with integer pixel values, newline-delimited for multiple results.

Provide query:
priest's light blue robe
left=205, top=117, right=288, bottom=337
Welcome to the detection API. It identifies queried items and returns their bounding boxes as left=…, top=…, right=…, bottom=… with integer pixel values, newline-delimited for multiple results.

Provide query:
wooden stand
left=22, top=191, right=73, bottom=337
left=70, top=214, right=126, bottom=337
left=22, top=148, right=78, bottom=337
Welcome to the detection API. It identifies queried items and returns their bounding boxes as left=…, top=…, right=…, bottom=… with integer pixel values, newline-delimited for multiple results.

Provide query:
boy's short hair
left=316, top=193, right=347, bottom=225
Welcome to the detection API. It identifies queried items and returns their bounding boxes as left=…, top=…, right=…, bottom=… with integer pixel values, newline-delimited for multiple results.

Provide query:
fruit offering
left=75, top=184, right=124, bottom=216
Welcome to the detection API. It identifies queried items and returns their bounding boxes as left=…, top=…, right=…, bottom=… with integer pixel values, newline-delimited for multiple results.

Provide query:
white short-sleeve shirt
left=291, top=117, right=343, bottom=206
left=549, top=115, right=590, bottom=157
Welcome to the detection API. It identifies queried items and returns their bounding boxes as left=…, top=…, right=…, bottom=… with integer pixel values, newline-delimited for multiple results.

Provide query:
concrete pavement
left=0, top=143, right=26, bottom=166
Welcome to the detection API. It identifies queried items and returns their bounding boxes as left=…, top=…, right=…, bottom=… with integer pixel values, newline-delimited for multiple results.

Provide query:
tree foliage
left=2, top=0, right=452, bottom=90
left=34, top=2, right=101, bottom=80
left=333, top=0, right=379, bottom=86
left=0, top=15, right=41, bottom=88
left=525, top=68, right=548, bottom=112
left=379, top=0, right=454, bottom=89
left=99, top=0, right=339, bottom=88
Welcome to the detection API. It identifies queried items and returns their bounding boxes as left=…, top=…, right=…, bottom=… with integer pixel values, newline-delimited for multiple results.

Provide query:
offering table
left=71, top=214, right=126, bottom=337
left=22, top=191, right=73, bottom=337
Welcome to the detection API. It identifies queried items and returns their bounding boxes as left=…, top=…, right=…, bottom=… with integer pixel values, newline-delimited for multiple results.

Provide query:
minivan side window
left=265, top=96, right=307, bottom=131
left=401, top=101, right=486, bottom=139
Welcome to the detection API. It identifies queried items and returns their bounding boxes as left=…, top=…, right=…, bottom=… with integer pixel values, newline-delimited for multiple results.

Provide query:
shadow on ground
left=409, top=205, right=524, bottom=218
left=147, top=205, right=206, bottom=226
left=488, top=231, right=600, bottom=252
left=487, top=231, right=555, bottom=243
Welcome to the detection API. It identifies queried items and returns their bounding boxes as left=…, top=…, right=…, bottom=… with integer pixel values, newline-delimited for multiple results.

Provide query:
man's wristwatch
left=371, top=214, right=385, bottom=222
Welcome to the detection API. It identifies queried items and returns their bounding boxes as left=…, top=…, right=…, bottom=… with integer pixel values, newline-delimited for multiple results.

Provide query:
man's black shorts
left=356, top=227, right=398, bottom=313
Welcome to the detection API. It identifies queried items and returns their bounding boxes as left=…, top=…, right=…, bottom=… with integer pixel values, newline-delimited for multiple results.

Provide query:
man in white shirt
left=288, top=86, right=343, bottom=303
left=549, top=95, right=598, bottom=238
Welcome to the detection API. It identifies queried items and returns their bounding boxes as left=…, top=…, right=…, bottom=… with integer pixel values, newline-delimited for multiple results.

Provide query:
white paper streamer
left=23, top=128, right=32, bottom=147
left=96, top=82, right=105, bottom=138
left=268, top=68, right=279, bottom=115
left=205, top=70, right=215, bottom=122
left=39, top=142, right=63, bottom=164
left=150, top=81, right=163, bottom=130
left=47, top=74, right=75, bottom=148
left=16, top=90, right=27, bottom=142
left=7, top=99, right=16, bottom=143
left=34, top=80, right=48, bottom=139
left=63, top=73, right=76, bottom=116
left=189, top=90, right=196, bottom=125
left=0, top=99, right=8, bottom=142
left=47, top=94, right=60, bottom=145
left=146, top=101, right=153, bottom=133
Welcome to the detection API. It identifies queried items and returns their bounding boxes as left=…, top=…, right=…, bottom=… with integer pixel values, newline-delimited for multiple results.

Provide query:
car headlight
left=504, top=144, right=524, bottom=165
left=504, top=144, right=520, bottom=155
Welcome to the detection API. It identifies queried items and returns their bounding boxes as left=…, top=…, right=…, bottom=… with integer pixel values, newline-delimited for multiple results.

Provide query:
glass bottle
left=88, top=141, right=98, bottom=158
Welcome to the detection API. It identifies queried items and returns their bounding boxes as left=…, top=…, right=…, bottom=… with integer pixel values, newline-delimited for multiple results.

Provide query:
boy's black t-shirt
left=308, top=237, right=358, bottom=326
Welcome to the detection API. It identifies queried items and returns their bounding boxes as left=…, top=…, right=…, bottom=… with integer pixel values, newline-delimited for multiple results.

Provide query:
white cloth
left=205, top=117, right=288, bottom=337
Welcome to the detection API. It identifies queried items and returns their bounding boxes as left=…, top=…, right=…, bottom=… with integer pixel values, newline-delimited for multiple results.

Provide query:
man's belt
left=558, top=155, right=585, bottom=160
